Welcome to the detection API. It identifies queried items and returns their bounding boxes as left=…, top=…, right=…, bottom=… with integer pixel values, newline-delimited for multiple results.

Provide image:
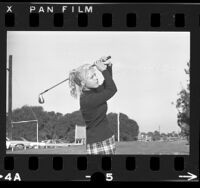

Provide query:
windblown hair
left=68, top=64, right=91, bottom=98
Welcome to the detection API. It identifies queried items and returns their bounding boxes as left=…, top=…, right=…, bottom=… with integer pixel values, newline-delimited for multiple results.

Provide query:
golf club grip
left=91, top=56, right=111, bottom=67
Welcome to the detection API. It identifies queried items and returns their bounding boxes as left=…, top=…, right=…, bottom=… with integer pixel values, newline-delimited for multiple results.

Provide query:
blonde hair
left=68, top=64, right=91, bottom=98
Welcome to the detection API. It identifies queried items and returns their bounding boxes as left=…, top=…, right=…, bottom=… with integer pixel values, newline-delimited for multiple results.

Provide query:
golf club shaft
left=40, top=78, right=69, bottom=95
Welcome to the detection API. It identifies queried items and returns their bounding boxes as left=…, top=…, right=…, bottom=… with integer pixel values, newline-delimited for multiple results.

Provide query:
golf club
left=38, top=56, right=111, bottom=104
left=38, top=78, right=69, bottom=104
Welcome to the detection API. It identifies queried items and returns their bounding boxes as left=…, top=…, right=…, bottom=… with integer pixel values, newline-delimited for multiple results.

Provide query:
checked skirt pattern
left=86, top=135, right=116, bottom=155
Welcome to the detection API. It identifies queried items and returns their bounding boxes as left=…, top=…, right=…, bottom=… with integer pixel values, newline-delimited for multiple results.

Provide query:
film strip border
left=3, top=11, right=199, bottom=28
left=0, top=3, right=200, bottom=29
left=0, top=2, right=199, bottom=182
left=0, top=155, right=193, bottom=181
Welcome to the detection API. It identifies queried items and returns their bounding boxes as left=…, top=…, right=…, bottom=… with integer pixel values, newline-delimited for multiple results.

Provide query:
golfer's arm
left=96, top=64, right=113, bottom=91
left=86, top=70, right=117, bottom=108
left=102, top=64, right=112, bottom=87
left=107, top=64, right=113, bottom=77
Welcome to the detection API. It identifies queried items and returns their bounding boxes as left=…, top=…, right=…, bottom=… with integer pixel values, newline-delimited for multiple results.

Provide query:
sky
left=7, top=31, right=190, bottom=133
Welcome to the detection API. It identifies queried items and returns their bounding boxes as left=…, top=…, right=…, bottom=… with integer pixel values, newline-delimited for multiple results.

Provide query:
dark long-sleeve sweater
left=80, top=65, right=117, bottom=144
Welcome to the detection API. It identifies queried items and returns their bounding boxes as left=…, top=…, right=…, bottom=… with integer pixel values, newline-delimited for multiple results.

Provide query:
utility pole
left=36, top=121, right=39, bottom=145
left=8, top=55, right=12, bottom=140
left=117, top=112, right=120, bottom=142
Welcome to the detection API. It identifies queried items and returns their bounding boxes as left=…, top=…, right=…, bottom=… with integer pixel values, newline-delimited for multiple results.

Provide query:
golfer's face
left=85, top=69, right=99, bottom=88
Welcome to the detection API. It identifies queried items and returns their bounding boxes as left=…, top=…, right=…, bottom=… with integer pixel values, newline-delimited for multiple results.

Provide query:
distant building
left=145, top=135, right=152, bottom=142
left=75, top=125, right=86, bottom=145
left=138, top=132, right=152, bottom=142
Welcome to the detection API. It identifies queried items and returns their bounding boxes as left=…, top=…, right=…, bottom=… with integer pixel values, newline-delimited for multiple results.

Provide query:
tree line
left=140, top=131, right=184, bottom=141
left=6, top=106, right=139, bottom=142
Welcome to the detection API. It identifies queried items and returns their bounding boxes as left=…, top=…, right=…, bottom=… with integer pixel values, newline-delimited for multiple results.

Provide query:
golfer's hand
left=100, top=56, right=112, bottom=66
left=95, top=61, right=107, bottom=72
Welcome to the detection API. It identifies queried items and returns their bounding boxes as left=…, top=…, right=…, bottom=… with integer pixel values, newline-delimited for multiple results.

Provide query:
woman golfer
left=68, top=57, right=117, bottom=154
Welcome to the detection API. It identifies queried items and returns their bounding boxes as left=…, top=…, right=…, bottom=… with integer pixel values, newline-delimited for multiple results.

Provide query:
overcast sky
left=7, top=31, right=190, bottom=133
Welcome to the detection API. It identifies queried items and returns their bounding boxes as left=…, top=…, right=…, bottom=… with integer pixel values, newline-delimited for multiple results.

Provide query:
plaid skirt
left=86, top=135, right=116, bottom=155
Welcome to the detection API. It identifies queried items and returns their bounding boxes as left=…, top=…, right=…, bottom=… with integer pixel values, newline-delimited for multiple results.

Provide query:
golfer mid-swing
left=68, top=57, right=117, bottom=154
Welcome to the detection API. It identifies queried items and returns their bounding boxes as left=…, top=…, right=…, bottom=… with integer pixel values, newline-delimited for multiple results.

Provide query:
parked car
left=6, top=137, right=31, bottom=150
left=6, top=137, right=11, bottom=150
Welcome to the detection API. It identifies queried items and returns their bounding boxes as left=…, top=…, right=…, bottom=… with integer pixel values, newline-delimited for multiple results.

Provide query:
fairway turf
left=7, top=140, right=189, bottom=155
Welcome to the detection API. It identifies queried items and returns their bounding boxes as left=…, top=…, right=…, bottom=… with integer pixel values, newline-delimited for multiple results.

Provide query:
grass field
left=7, top=140, right=189, bottom=155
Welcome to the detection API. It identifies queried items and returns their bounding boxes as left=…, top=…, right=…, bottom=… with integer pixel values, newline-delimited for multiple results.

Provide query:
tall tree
left=176, top=61, right=190, bottom=140
left=119, top=113, right=139, bottom=141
